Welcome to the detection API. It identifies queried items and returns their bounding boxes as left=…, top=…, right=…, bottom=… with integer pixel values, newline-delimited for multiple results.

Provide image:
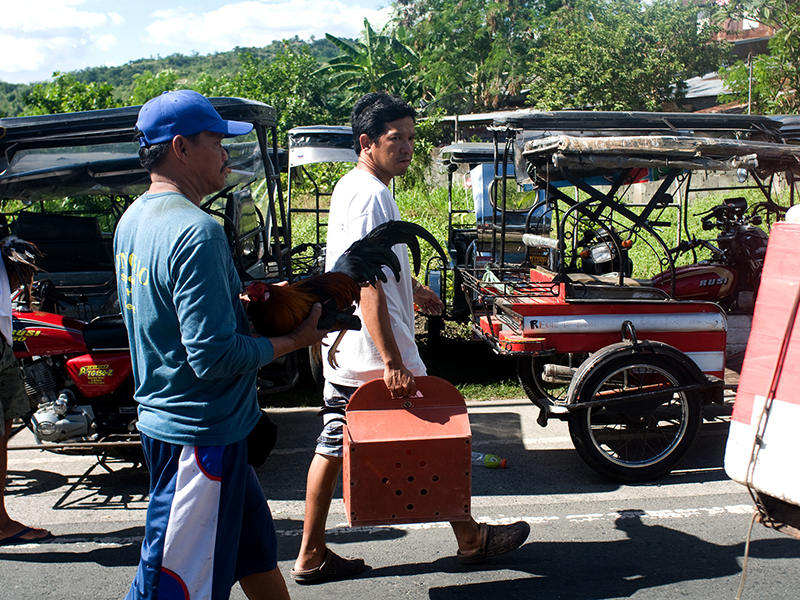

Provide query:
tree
left=211, top=43, right=336, bottom=142
left=527, top=0, right=730, bottom=111
left=716, top=0, right=800, bottom=114
left=389, top=0, right=556, bottom=110
left=319, top=19, right=421, bottom=105
left=129, top=69, right=182, bottom=105
left=25, top=72, right=119, bottom=115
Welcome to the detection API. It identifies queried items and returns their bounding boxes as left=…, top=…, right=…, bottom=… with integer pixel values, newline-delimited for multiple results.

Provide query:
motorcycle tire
left=567, top=353, right=702, bottom=483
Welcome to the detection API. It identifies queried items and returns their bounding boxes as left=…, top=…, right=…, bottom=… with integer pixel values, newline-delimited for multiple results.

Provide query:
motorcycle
left=11, top=284, right=139, bottom=457
left=577, top=197, right=776, bottom=313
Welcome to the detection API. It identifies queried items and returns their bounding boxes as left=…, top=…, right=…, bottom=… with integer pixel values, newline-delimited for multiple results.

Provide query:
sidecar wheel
left=517, top=354, right=584, bottom=405
left=567, top=354, right=702, bottom=483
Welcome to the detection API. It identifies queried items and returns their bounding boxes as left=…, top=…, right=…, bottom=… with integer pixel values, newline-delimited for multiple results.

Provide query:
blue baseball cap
left=136, top=90, right=253, bottom=147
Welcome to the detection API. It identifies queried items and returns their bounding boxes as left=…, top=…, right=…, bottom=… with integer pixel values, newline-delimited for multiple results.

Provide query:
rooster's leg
left=326, top=329, right=349, bottom=369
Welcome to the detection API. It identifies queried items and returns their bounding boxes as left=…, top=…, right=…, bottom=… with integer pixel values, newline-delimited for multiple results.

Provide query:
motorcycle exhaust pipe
left=542, top=363, right=578, bottom=384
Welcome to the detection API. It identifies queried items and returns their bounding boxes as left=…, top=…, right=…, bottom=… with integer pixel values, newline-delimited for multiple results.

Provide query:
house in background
left=684, top=11, right=778, bottom=113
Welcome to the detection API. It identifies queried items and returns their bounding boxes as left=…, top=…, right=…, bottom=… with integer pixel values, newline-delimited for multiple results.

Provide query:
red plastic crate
left=343, top=376, right=472, bottom=526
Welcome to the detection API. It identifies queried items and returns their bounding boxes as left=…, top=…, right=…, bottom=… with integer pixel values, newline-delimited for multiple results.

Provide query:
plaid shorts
left=0, top=335, right=29, bottom=438
left=315, top=382, right=358, bottom=458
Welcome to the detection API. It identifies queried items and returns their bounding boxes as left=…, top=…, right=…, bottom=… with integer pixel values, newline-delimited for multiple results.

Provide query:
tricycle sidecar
left=445, top=110, right=799, bottom=482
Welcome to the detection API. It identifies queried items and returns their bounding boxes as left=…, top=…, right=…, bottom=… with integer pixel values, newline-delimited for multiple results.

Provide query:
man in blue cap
left=115, top=90, right=329, bottom=600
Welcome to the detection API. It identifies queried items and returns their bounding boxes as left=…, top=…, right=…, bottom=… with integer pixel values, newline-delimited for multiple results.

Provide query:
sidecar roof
left=0, top=98, right=280, bottom=201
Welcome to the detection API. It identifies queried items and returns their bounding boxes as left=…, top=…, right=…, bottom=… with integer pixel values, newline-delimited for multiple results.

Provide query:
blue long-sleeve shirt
left=114, top=192, right=274, bottom=446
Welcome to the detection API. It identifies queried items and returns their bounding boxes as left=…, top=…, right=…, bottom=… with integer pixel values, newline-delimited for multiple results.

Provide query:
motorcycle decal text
left=116, top=251, right=150, bottom=314
left=12, top=329, right=41, bottom=342
left=698, top=277, right=729, bottom=287
left=78, top=364, right=113, bottom=383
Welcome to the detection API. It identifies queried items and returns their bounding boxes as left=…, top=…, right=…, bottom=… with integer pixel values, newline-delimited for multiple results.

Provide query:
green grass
left=278, top=175, right=796, bottom=406
left=626, top=187, right=793, bottom=278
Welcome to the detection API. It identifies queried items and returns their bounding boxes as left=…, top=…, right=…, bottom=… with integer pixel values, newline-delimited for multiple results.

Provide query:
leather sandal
left=291, top=548, right=366, bottom=584
left=457, top=520, right=530, bottom=564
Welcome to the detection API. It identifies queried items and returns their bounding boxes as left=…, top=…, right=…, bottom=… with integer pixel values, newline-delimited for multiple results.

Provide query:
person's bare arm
left=360, top=281, right=417, bottom=398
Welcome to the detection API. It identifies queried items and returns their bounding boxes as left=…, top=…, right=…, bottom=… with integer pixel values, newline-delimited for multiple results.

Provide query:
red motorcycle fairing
left=650, top=263, right=738, bottom=302
left=11, top=311, right=86, bottom=357
left=65, top=353, right=133, bottom=398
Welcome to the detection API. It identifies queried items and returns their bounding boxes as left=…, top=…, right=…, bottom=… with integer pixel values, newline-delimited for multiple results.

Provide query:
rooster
left=245, top=220, right=446, bottom=368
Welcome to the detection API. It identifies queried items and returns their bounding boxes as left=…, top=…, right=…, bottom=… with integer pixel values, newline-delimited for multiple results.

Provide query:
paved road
left=3, top=399, right=799, bottom=599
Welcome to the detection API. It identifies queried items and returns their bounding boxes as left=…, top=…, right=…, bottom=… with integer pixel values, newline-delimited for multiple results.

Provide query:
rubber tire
left=517, top=354, right=583, bottom=405
left=567, top=353, right=702, bottom=483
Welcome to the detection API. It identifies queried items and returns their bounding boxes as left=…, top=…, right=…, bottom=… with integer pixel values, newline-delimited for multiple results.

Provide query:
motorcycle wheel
left=567, top=354, right=702, bottom=483
left=517, top=354, right=584, bottom=405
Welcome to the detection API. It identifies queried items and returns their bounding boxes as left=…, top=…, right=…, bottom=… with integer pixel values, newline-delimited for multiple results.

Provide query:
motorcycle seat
left=84, top=314, right=130, bottom=352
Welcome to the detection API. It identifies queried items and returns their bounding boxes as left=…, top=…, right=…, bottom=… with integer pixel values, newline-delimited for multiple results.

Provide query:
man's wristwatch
left=411, top=279, right=422, bottom=294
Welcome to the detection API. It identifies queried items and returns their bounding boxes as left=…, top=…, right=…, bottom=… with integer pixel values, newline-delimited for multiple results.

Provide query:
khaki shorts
left=0, top=335, right=29, bottom=438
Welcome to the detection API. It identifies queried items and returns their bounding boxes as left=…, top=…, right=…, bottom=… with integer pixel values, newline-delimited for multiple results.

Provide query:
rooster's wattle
left=245, top=220, right=446, bottom=368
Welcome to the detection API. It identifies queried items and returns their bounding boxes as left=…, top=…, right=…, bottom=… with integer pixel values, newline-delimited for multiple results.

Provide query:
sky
left=1, top=0, right=391, bottom=85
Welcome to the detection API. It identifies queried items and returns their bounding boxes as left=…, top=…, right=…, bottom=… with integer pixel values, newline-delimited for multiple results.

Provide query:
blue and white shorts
left=127, top=433, right=277, bottom=600
left=315, top=382, right=358, bottom=458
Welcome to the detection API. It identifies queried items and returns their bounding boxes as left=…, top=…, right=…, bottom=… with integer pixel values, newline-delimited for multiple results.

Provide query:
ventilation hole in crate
left=407, top=504, right=414, bottom=511
left=395, top=463, right=402, bottom=469
left=407, top=476, right=414, bottom=482
left=391, top=514, right=396, bottom=519
left=435, top=511, right=440, bottom=516
left=432, top=475, right=439, bottom=482
left=395, top=490, right=402, bottom=496
left=420, top=489, right=428, bottom=495
left=382, top=478, right=389, bottom=484
left=405, top=449, right=412, bottom=455
left=419, top=461, right=426, bottom=467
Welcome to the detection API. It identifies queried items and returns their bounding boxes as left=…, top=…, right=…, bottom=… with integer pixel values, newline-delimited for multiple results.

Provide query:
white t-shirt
left=322, top=167, right=426, bottom=386
left=0, top=258, right=13, bottom=346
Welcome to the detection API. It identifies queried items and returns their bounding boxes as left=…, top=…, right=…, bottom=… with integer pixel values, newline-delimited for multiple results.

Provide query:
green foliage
left=129, top=69, right=183, bottom=105
left=24, top=71, right=119, bottom=115
left=0, top=81, right=30, bottom=118
left=320, top=19, right=422, bottom=106
left=390, top=0, right=553, bottom=110
left=528, top=0, right=731, bottom=111
left=0, top=38, right=342, bottom=118
left=213, top=44, right=338, bottom=143
left=716, top=0, right=800, bottom=114
left=627, top=187, right=794, bottom=278
left=397, top=111, right=448, bottom=191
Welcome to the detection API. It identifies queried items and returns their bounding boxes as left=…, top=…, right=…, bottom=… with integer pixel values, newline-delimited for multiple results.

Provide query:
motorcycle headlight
left=589, top=243, right=613, bottom=263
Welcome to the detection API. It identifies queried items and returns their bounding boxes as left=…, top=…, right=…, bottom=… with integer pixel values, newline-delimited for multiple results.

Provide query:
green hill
left=0, top=36, right=340, bottom=118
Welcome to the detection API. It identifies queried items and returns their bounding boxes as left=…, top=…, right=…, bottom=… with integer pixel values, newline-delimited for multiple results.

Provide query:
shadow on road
left=375, top=511, right=799, bottom=599
left=0, top=526, right=143, bottom=567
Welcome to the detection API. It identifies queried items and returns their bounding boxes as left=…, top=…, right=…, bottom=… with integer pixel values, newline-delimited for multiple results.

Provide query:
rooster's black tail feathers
left=331, top=220, right=447, bottom=286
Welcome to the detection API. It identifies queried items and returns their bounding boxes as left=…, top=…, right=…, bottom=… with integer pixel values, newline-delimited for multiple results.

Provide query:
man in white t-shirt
left=291, top=93, right=530, bottom=584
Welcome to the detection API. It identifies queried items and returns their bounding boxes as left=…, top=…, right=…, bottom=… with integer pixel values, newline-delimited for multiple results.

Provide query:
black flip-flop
left=290, top=548, right=365, bottom=584
left=0, top=526, right=54, bottom=547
